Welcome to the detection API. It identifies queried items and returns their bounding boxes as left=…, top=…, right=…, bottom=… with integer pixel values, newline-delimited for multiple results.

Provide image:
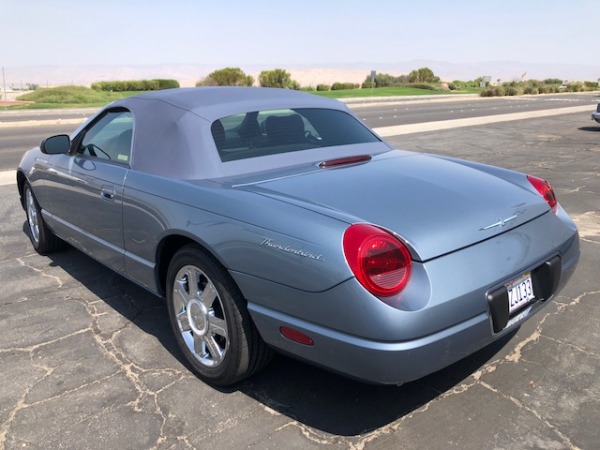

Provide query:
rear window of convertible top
left=210, top=108, right=380, bottom=162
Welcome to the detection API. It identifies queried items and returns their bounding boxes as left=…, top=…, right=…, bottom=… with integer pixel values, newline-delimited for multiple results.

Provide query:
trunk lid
left=235, top=152, right=550, bottom=261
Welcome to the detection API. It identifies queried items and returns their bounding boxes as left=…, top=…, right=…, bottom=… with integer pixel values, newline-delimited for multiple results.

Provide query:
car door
left=44, top=108, right=133, bottom=274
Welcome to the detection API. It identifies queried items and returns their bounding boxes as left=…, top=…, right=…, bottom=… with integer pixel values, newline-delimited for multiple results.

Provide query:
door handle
left=101, top=187, right=116, bottom=201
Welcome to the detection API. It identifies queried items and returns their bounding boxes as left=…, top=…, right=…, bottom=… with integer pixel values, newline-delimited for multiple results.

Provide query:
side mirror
left=40, top=135, right=71, bottom=155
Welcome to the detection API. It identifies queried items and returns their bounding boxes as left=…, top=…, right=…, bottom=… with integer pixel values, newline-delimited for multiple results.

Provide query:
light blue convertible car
left=17, top=87, right=579, bottom=385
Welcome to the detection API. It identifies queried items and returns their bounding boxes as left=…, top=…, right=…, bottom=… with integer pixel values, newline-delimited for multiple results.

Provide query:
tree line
left=196, top=67, right=301, bottom=89
left=195, top=66, right=447, bottom=91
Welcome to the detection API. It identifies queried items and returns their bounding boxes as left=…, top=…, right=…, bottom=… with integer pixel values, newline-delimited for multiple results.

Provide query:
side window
left=78, top=109, right=133, bottom=163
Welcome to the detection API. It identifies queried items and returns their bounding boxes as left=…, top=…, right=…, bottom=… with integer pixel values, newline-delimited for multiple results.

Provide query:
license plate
left=507, top=272, right=535, bottom=314
left=505, top=306, right=532, bottom=329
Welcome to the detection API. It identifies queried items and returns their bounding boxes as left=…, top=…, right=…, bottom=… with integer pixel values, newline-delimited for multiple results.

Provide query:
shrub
left=584, top=81, right=599, bottom=90
left=543, top=78, right=562, bottom=85
left=153, top=79, right=180, bottom=89
left=408, top=67, right=439, bottom=83
left=480, top=86, right=506, bottom=97
left=331, top=82, right=359, bottom=90
left=360, top=73, right=409, bottom=89
left=567, top=82, right=584, bottom=92
left=504, top=86, right=519, bottom=96
left=523, top=86, right=537, bottom=95
left=259, top=68, right=299, bottom=89
left=196, top=67, right=254, bottom=87
left=316, top=84, right=330, bottom=91
left=448, top=82, right=458, bottom=91
left=91, top=80, right=161, bottom=91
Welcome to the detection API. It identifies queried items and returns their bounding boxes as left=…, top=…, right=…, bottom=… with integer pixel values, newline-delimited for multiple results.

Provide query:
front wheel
left=24, top=182, right=63, bottom=254
left=166, top=244, right=272, bottom=386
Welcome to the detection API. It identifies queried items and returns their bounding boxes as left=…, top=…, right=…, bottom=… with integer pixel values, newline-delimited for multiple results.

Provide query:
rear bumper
left=240, top=208, right=579, bottom=384
left=250, top=303, right=494, bottom=384
left=249, top=246, right=577, bottom=385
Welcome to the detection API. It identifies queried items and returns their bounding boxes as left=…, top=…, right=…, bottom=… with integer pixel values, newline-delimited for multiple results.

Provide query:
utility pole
left=2, top=67, right=6, bottom=101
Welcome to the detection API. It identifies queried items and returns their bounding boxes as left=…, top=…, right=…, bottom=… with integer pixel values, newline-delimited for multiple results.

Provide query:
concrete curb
left=0, top=118, right=85, bottom=129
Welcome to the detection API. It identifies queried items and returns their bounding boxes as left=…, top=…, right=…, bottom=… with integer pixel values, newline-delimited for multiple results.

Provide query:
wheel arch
left=154, top=233, right=230, bottom=298
left=16, top=170, right=27, bottom=209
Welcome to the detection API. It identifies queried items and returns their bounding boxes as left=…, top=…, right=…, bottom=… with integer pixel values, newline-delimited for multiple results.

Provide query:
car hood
left=235, top=151, right=550, bottom=261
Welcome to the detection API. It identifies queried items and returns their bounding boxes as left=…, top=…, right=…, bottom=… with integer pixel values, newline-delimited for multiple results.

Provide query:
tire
left=166, top=244, right=272, bottom=386
left=24, top=182, right=63, bottom=254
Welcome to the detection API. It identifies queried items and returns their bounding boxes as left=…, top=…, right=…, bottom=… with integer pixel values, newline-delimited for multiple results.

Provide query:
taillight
left=527, top=175, right=557, bottom=211
left=343, top=224, right=411, bottom=297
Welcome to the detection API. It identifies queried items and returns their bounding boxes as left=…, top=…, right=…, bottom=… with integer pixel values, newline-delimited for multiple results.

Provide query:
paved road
left=0, top=107, right=94, bottom=123
left=1, top=93, right=599, bottom=172
left=0, top=124, right=70, bottom=171
left=353, top=93, right=599, bottom=127
left=1, top=108, right=599, bottom=448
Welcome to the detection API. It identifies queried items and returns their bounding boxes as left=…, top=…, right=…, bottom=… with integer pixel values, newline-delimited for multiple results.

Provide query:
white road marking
left=373, top=105, right=592, bottom=137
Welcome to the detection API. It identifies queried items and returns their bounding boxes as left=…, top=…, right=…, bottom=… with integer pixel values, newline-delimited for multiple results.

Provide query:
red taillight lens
left=343, top=224, right=411, bottom=297
left=527, top=174, right=557, bottom=211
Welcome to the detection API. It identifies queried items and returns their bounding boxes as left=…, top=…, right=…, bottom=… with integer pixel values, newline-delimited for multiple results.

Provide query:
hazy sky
left=2, top=0, right=596, bottom=67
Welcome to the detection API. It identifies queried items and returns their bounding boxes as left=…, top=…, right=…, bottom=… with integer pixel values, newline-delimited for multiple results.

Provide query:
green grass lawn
left=11, top=86, right=143, bottom=108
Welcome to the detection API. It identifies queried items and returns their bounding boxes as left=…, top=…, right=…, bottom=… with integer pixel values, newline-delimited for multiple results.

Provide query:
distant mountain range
left=3, top=60, right=599, bottom=89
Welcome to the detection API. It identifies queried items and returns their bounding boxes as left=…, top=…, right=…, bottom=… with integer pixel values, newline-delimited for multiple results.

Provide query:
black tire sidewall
left=24, top=183, right=51, bottom=254
left=166, top=245, right=249, bottom=385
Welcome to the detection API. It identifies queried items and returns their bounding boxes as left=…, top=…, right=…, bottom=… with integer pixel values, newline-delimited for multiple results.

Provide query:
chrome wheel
left=166, top=245, right=273, bottom=385
left=25, top=187, right=40, bottom=245
left=172, top=264, right=229, bottom=368
left=22, top=182, right=63, bottom=254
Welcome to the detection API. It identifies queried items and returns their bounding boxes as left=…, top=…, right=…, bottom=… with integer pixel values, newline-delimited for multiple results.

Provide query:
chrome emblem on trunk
left=480, top=214, right=519, bottom=231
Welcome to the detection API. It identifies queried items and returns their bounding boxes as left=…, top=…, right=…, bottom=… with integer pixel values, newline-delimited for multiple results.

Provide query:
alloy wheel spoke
left=193, top=333, right=206, bottom=358
left=200, top=280, right=218, bottom=309
left=186, top=268, right=200, bottom=298
left=177, top=310, right=191, bottom=332
left=173, top=279, right=191, bottom=310
left=208, top=315, right=227, bottom=337
left=205, top=335, right=225, bottom=364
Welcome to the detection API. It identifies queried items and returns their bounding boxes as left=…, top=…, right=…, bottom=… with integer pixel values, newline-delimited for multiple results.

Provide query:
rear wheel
left=166, top=244, right=272, bottom=386
left=24, top=183, right=63, bottom=254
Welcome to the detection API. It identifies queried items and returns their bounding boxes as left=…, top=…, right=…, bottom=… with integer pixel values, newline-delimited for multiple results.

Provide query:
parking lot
left=1, top=110, right=599, bottom=449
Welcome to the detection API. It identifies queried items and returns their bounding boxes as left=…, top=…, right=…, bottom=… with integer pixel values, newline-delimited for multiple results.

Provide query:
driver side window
left=78, top=109, right=133, bottom=164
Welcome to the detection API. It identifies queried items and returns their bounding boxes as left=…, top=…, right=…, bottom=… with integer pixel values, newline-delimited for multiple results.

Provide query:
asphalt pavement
left=0, top=106, right=599, bottom=449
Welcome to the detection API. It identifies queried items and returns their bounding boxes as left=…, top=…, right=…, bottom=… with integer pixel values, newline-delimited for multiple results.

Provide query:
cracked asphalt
left=1, top=111, right=599, bottom=449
